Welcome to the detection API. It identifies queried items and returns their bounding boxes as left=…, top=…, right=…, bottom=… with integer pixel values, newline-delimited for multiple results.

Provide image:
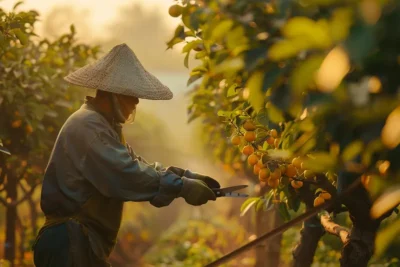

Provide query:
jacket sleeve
left=81, top=130, right=182, bottom=207
left=125, top=143, right=165, bottom=171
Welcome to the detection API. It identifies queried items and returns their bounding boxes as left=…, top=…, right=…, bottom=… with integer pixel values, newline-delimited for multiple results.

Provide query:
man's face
left=116, top=94, right=139, bottom=119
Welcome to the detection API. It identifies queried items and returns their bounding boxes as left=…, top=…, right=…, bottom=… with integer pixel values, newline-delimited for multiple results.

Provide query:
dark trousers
left=33, top=223, right=70, bottom=267
left=33, top=221, right=110, bottom=267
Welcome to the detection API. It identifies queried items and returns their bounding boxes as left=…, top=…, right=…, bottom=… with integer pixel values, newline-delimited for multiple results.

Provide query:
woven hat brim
left=64, top=72, right=173, bottom=100
left=63, top=43, right=173, bottom=100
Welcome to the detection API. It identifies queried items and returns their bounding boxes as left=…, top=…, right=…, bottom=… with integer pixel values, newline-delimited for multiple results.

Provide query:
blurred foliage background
left=0, top=0, right=399, bottom=266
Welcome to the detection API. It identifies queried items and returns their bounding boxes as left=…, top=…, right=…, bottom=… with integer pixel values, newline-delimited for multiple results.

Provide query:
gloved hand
left=166, top=166, right=220, bottom=189
left=178, top=177, right=217, bottom=206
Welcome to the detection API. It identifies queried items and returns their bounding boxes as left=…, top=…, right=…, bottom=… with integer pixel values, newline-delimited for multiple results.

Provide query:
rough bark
left=340, top=180, right=379, bottom=267
left=292, top=214, right=325, bottom=267
left=16, top=212, right=26, bottom=264
left=337, top=172, right=393, bottom=267
left=291, top=176, right=331, bottom=267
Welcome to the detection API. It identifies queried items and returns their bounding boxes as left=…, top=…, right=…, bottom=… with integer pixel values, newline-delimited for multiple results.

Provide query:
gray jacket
left=39, top=100, right=182, bottom=262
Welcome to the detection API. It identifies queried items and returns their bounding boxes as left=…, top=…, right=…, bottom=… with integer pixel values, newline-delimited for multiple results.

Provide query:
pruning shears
left=0, top=140, right=10, bottom=156
left=212, top=185, right=249, bottom=198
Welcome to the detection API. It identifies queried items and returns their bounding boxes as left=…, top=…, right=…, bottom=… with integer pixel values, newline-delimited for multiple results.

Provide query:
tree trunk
left=340, top=177, right=378, bottom=267
left=28, top=197, right=38, bottom=236
left=291, top=176, right=332, bottom=267
left=16, top=213, right=26, bottom=264
left=338, top=172, right=393, bottom=267
left=255, top=187, right=282, bottom=267
left=292, top=215, right=325, bottom=267
left=5, top=170, right=17, bottom=266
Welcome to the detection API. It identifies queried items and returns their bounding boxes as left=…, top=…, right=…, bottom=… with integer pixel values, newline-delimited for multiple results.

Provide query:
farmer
left=33, top=43, right=219, bottom=267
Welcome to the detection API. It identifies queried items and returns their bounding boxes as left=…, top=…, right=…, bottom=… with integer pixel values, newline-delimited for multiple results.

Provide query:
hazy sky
left=1, top=0, right=179, bottom=38
left=1, top=0, right=201, bottom=149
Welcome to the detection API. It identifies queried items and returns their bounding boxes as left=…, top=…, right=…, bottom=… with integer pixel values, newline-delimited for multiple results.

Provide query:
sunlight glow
left=382, top=106, right=400, bottom=149
left=315, top=46, right=350, bottom=93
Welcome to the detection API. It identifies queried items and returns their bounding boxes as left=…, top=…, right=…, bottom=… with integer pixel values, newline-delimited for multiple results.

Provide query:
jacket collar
left=82, top=97, right=123, bottom=134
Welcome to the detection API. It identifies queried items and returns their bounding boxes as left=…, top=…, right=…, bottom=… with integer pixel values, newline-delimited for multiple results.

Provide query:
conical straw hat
left=64, top=43, right=173, bottom=100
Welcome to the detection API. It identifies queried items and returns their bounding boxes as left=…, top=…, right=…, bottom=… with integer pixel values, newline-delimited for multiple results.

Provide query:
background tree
left=0, top=3, right=98, bottom=265
left=168, top=0, right=400, bottom=266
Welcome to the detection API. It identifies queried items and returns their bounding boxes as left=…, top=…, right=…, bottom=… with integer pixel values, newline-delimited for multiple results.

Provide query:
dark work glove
left=166, top=166, right=220, bottom=189
left=178, top=177, right=217, bottom=206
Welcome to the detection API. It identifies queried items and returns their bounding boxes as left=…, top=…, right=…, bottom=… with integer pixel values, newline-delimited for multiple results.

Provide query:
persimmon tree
left=0, top=3, right=98, bottom=265
left=168, top=0, right=400, bottom=266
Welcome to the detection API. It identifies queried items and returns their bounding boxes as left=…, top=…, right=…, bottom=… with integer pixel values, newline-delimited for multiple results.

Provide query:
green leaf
left=195, top=51, right=207, bottom=59
left=246, top=71, right=265, bottom=112
left=226, top=25, right=247, bottom=50
left=166, top=25, right=185, bottom=49
left=370, top=186, right=400, bottom=219
left=217, top=110, right=232, bottom=118
left=268, top=149, right=292, bottom=159
left=211, top=20, right=234, bottom=41
left=184, top=51, right=191, bottom=68
left=375, top=217, right=400, bottom=257
left=13, top=29, right=28, bottom=45
left=315, top=188, right=324, bottom=195
left=240, top=197, right=259, bottom=216
left=184, top=30, right=196, bottom=37
left=290, top=55, right=324, bottom=96
left=9, top=21, right=21, bottom=29
left=245, top=47, right=268, bottom=71
left=255, top=129, right=268, bottom=144
left=345, top=24, right=376, bottom=64
left=342, top=140, right=364, bottom=162
left=214, top=57, right=244, bottom=74
left=182, top=40, right=202, bottom=53
left=264, top=191, right=273, bottom=209
left=187, top=73, right=202, bottom=86
left=277, top=202, right=291, bottom=221
left=288, top=197, right=301, bottom=212
left=70, top=24, right=76, bottom=34
left=263, top=141, right=269, bottom=150
left=225, top=124, right=233, bottom=136
left=13, top=1, right=24, bottom=10
left=167, top=37, right=184, bottom=49
left=256, top=108, right=269, bottom=126
left=188, top=112, right=200, bottom=123
left=262, top=65, right=285, bottom=92
left=302, top=152, right=337, bottom=172
left=256, top=198, right=266, bottom=212
left=227, top=83, right=239, bottom=97
left=191, top=65, right=208, bottom=73
left=267, top=103, right=285, bottom=123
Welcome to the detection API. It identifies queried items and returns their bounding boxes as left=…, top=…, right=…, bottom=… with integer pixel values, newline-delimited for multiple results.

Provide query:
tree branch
left=292, top=214, right=325, bottom=267
left=0, top=195, right=8, bottom=206
left=320, top=212, right=350, bottom=244
left=11, top=182, right=39, bottom=207
left=16, top=165, right=29, bottom=182
left=205, top=178, right=362, bottom=267
left=18, top=181, right=29, bottom=194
